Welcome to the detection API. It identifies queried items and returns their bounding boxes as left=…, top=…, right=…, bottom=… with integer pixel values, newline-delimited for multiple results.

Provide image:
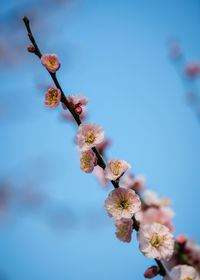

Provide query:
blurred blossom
left=164, top=265, right=200, bottom=280
left=96, top=139, right=111, bottom=156
left=184, top=62, right=200, bottom=79
left=120, top=173, right=146, bottom=194
left=136, top=207, right=174, bottom=232
left=93, top=165, right=109, bottom=188
left=115, top=218, right=133, bottom=243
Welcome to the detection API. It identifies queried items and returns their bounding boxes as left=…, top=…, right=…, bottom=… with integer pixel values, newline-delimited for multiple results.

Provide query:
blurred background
left=1, top=0, right=200, bottom=279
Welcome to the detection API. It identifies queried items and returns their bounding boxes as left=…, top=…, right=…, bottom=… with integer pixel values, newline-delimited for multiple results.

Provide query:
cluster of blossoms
left=24, top=17, right=200, bottom=279
left=39, top=51, right=200, bottom=279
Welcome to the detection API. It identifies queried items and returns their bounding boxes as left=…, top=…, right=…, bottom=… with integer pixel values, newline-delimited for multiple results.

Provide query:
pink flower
left=62, top=94, right=88, bottom=110
left=137, top=223, right=174, bottom=261
left=104, top=159, right=131, bottom=181
left=120, top=173, right=146, bottom=193
left=115, top=218, right=133, bottom=243
left=164, top=265, right=200, bottom=280
left=143, top=190, right=170, bottom=207
left=144, top=266, right=159, bottom=279
left=75, top=123, right=104, bottom=151
left=136, top=207, right=174, bottom=232
left=41, top=54, right=60, bottom=73
left=93, top=165, right=109, bottom=188
left=104, top=188, right=141, bottom=219
left=80, top=150, right=97, bottom=173
left=44, top=88, right=61, bottom=108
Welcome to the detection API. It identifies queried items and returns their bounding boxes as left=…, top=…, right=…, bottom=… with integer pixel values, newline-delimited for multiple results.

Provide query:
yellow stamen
left=85, top=131, right=96, bottom=144
left=80, top=152, right=92, bottom=170
left=110, top=161, right=123, bottom=176
left=150, top=232, right=167, bottom=248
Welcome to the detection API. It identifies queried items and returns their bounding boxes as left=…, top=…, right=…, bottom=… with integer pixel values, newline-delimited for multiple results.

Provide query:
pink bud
left=176, top=234, right=187, bottom=245
left=75, top=106, right=82, bottom=115
left=144, top=266, right=159, bottom=279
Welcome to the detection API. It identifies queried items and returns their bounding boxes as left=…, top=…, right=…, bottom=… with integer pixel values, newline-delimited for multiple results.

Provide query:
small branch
left=22, top=16, right=119, bottom=189
left=155, top=259, right=167, bottom=276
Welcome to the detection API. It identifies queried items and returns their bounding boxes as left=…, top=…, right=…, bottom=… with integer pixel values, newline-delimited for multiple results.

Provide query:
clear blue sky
left=0, top=0, right=200, bottom=279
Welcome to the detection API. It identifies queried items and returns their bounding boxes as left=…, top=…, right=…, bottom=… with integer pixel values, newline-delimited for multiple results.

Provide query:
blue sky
left=0, top=0, right=200, bottom=279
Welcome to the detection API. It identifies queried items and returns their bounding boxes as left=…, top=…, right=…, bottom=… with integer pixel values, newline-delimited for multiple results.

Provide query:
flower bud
left=144, top=266, right=159, bottom=279
left=176, top=234, right=187, bottom=245
left=75, top=106, right=82, bottom=115
left=27, top=45, right=35, bottom=53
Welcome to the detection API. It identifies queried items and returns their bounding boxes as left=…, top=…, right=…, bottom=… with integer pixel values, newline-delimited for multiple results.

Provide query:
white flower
left=164, top=265, right=200, bottom=280
left=137, top=222, right=174, bottom=261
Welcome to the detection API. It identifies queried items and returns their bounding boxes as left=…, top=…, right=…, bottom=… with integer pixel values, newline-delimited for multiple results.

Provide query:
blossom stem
left=155, top=259, right=167, bottom=276
left=23, top=16, right=167, bottom=277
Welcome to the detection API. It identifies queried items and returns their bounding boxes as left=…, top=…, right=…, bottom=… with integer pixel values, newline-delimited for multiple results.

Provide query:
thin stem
left=23, top=16, right=167, bottom=277
left=155, top=259, right=167, bottom=276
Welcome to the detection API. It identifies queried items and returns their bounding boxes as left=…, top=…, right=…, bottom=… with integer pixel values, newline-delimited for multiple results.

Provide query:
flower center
left=184, top=278, right=192, bottom=280
left=80, top=152, right=92, bottom=169
left=119, top=200, right=129, bottom=209
left=47, top=89, right=59, bottom=103
left=47, top=57, right=56, bottom=67
left=110, top=162, right=123, bottom=176
left=85, top=131, right=96, bottom=144
left=150, top=232, right=166, bottom=248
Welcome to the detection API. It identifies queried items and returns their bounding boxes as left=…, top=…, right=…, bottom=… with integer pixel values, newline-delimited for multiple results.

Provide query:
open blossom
left=75, top=123, right=104, bottom=151
left=164, top=265, right=200, bottom=280
left=143, top=190, right=174, bottom=220
left=80, top=150, right=97, bottom=173
left=104, top=160, right=131, bottom=181
left=137, top=223, right=174, bottom=261
left=115, top=218, right=133, bottom=243
left=121, top=173, right=146, bottom=193
left=143, top=190, right=170, bottom=207
left=44, top=88, right=61, bottom=108
left=41, top=54, right=60, bottom=73
left=104, top=188, right=141, bottom=219
left=136, top=207, right=174, bottom=232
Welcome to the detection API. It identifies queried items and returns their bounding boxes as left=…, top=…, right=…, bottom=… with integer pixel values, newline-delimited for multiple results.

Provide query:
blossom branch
left=23, top=16, right=169, bottom=278
left=23, top=16, right=110, bottom=174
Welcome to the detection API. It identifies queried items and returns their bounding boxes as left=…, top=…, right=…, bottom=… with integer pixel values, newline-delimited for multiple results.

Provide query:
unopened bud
left=144, top=266, right=159, bottom=279
left=75, top=106, right=82, bottom=115
left=27, top=45, right=35, bottom=53
left=176, top=234, right=187, bottom=245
